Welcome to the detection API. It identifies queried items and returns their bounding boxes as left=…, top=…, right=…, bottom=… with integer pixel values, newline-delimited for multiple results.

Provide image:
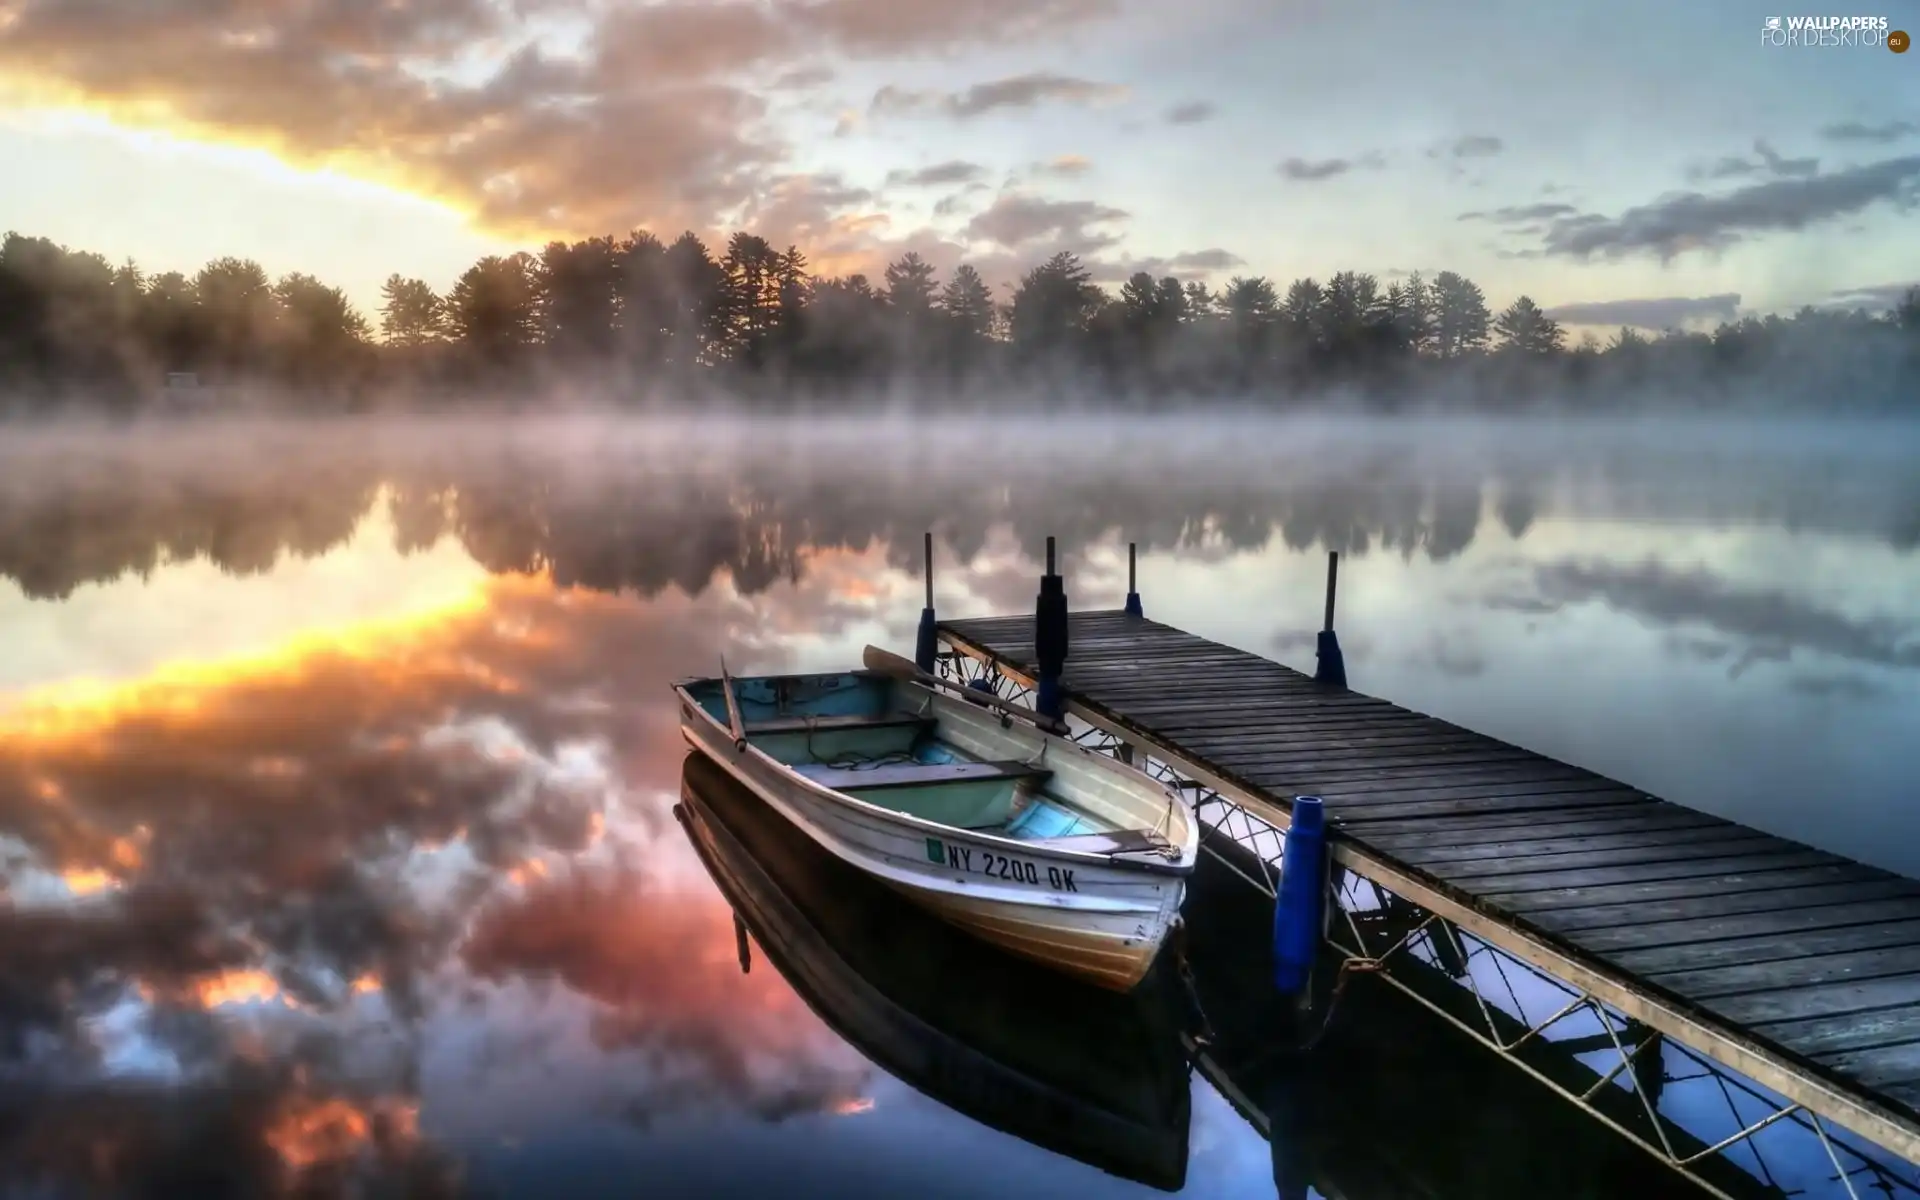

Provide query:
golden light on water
left=262, top=1095, right=421, bottom=1175
left=0, top=577, right=507, bottom=741
left=59, top=866, right=115, bottom=896
left=192, top=968, right=285, bottom=1009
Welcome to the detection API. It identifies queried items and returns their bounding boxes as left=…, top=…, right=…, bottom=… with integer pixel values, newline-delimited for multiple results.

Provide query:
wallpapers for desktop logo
left=1760, top=14, right=1904, bottom=49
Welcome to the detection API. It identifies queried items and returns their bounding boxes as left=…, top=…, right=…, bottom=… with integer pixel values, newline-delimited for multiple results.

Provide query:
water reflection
left=1174, top=851, right=1692, bottom=1199
left=5, top=418, right=1916, bottom=869
left=676, top=751, right=1192, bottom=1191
left=1, top=418, right=1917, bottom=605
left=0, top=416, right=1916, bottom=1196
left=0, top=562, right=859, bottom=1195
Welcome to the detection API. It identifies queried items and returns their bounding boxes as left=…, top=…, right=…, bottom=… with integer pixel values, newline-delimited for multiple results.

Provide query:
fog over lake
left=0, top=413, right=1914, bottom=1196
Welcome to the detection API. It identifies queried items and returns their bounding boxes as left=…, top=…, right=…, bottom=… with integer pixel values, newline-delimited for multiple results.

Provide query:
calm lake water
left=0, top=414, right=1915, bottom=1198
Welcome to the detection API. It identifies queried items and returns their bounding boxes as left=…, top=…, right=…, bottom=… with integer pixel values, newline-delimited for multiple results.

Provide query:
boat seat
left=744, top=713, right=934, bottom=735
left=799, top=759, right=1052, bottom=792
left=1028, top=829, right=1173, bottom=855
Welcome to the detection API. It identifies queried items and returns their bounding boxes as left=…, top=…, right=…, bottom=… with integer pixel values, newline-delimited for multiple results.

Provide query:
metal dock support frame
left=934, top=637, right=1920, bottom=1200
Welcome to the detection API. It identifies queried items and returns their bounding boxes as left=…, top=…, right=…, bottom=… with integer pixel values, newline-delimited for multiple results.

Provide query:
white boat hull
left=676, top=680, right=1194, bottom=992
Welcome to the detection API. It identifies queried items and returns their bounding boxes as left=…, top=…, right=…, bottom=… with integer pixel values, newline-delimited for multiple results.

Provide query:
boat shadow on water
left=675, top=750, right=1195, bottom=1192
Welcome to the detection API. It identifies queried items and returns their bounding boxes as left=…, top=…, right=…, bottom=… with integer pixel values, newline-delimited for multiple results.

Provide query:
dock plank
left=1433, top=839, right=1833, bottom=882
left=1486, top=863, right=1895, bottom=913
left=1606, top=919, right=1920, bottom=977
left=1760, top=1005, right=1920, bottom=1056
left=939, top=610, right=1920, bottom=1137
left=1574, top=896, right=1920, bottom=957
left=1646, top=946, right=1920, bottom=1001
left=1524, top=879, right=1920, bottom=935
left=1817, top=1042, right=1920, bottom=1089
left=1351, top=807, right=1730, bottom=846
left=1326, top=779, right=1645, bottom=805
left=1705, top=973, right=1920, bottom=1027
left=1454, top=851, right=1843, bottom=897
left=1391, top=826, right=1779, bottom=869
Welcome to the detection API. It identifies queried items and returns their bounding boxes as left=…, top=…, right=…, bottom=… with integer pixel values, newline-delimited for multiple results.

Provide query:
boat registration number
left=925, top=838, right=1077, bottom=892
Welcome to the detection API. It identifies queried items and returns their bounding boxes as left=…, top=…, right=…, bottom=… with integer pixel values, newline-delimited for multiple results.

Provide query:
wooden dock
left=938, top=609, right=1920, bottom=1176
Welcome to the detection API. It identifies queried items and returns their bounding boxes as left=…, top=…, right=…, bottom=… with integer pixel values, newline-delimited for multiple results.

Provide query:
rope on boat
left=800, top=715, right=921, bottom=771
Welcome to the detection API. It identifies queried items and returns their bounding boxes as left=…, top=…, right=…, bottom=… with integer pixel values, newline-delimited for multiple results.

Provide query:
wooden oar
left=719, top=657, right=749, bottom=751
left=861, top=645, right=1069, bottom=736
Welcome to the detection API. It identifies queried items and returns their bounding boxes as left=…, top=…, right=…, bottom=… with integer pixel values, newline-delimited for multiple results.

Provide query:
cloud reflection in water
left=0, top=415, right=1915, bottom=1194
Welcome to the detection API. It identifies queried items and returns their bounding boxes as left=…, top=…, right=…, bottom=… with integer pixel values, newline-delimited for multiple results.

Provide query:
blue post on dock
left=1314, top=551, right=1347, bottom=688
left=914, top=531, right=938, bottom=674
left=1034, top=536, right=1069, bottom=719
left=1124, top=541, right=1144, bottom=618
left=1272, top=796, right=1329, bottom=1001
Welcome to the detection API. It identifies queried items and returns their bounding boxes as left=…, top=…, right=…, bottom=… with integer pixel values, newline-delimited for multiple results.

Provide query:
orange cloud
left=0, top=554, right=831, bottom=1192
left=0, top=0, right=1121, bottom=247
left=462, top=859, right=872, bottom=1124
left=0, top=564, right=771, bottom=1059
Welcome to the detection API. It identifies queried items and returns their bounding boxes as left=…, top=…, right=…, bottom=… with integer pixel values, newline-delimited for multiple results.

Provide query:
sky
left=0, top=0, right=1915, bottom=332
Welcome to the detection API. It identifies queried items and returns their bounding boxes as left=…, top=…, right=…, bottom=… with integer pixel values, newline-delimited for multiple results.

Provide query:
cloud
left=1820, top=120, right=1919, bottom=145
left=1085, top=248, right=1244, bottom=282
left=0, top=0, right=1122, bottom=245
left=721, top=170, right=922, bottom=276
left=1160, top=248, right=1243, bottom=271
left=1537, top=154, right=1920, bottom=260
left=1032, top=153, right=1093, bottom=178
left=1444, top=134, right=1504, bottom=159
left=963, top=193, right=1129, bottom=251
left=1787, top=671, right=1889, bottom=700
left=885, top=160, right=987, bottom=188
left=771, top=64, right=837, bottom=90
left=1687, top=139, right=1820, bottom=183
left=1827, top=281, right=1920, bottom=311
left=1753, top=140, right=1819, bottom=178
left=1164, top=100, right=1215, bottom=125
left=1691, top=155, right=1765, bottom=182
left=460, top=857, right=871, bottom=1125
left=1542, top=293, right=1743, bottom=329
left=932, top=184, right=993, bottom=216
left=787, top=0, right=1118, bottom=54
left=1458, top=203, right=1581, bottom=224
left=0, top=553, right=843, bottom=1192
left=1277, top=153, right=1384, bottom=182
left=1491, top=558, right=1920, bottom=671
left=870, top=72, right=1126, bottom=120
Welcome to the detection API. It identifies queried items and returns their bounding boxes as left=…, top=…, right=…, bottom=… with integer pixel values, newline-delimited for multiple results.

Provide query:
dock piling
left=914, top=531, right=938, bottom=674
left=1034, top=536, right=1069, bottom=719
left=1124, top=541, right=1144, bottom=618
left=1313, top=550, right=1347, bottom=688
left=1272, top=796, right=1329, bottom=1004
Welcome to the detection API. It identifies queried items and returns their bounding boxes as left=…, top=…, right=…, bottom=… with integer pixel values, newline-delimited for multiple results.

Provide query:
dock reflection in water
left=1174, top=842, right=1697, bottom=1199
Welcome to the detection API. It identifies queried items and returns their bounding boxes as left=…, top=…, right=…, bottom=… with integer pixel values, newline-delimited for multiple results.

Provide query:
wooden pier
left=937, top=607, right=1920, bottom=1185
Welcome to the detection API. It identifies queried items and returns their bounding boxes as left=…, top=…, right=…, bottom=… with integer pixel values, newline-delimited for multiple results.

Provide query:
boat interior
left=685, top=671, right=1157, bottom=848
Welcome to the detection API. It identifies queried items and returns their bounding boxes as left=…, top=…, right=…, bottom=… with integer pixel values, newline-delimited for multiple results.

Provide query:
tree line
left=6, top=433, right=1918, bottom=602
left=2, top=227, right=1916, bottom=413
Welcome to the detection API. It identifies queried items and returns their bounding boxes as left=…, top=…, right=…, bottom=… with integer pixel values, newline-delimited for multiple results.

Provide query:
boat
left=674, top=751, right=1192, bottom=1190
left=673, top=646, right=1198, bottom=992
